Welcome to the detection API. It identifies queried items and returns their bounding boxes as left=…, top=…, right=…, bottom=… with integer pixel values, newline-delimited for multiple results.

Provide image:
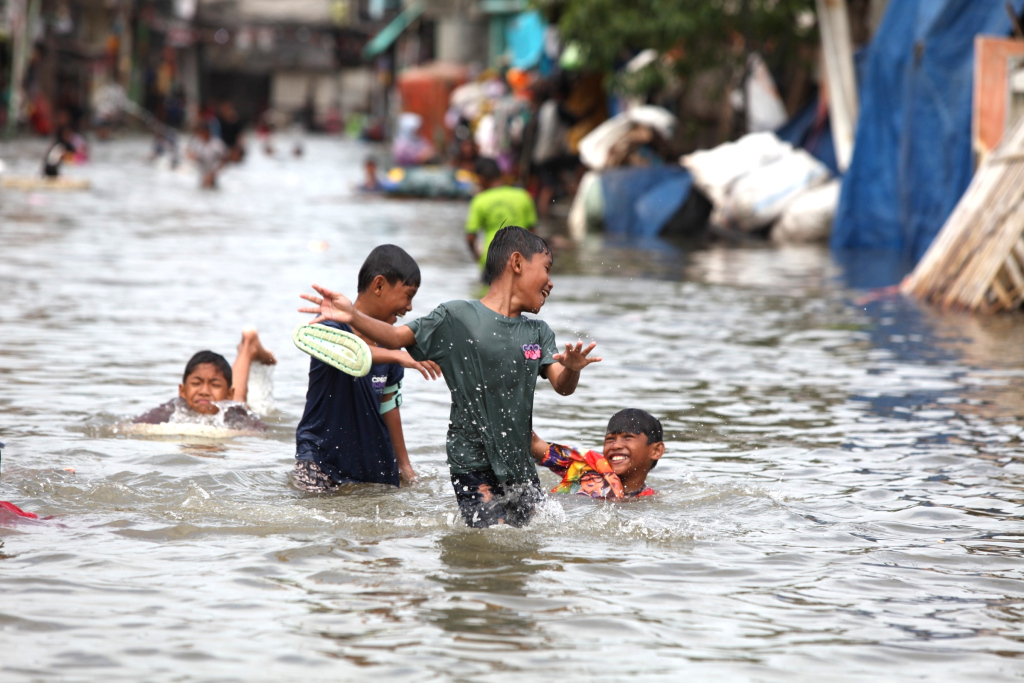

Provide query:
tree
left=535, top=0, right=818, bottom=82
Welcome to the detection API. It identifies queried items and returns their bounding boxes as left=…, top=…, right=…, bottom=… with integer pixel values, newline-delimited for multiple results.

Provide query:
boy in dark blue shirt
left=293, top=246, right=441, bottom=491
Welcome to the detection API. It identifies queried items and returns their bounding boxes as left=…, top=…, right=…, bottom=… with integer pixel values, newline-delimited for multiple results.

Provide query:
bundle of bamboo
left=901, top=115, right=1024, bottom=313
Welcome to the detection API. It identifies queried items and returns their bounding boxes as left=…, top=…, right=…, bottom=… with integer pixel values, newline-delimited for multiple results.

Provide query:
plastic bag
left=771, top=179, right=841, bottom=243
left=722, top=148, right=830, bottom=231
left=681, top=132, right=791, bottom=207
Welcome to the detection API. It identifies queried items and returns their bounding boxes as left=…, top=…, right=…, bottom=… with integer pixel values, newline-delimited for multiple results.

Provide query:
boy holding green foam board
left=293, top=245, right=441, bottom=491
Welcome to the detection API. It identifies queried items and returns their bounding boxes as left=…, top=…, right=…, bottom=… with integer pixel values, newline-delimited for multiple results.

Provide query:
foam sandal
left=292, top=323, right=372, bottom=377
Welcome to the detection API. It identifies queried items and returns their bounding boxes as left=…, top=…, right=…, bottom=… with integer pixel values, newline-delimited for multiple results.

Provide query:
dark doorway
left=202, top=71, right=271, bottom=122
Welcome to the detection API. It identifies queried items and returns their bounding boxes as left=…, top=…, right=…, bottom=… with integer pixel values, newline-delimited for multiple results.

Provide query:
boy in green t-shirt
left=300, top=227, right=600, bottom=527
left=465, top=158, right=537, bottom=273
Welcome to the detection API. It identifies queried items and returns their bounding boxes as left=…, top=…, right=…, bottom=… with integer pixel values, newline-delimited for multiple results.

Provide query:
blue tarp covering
left=600, top=167, right=694, bottom=238
left=832, top=0, right=1024, bottom=261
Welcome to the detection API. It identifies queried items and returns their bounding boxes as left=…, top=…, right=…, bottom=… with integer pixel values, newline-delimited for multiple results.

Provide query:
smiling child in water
left=300, top=226, right=601, bottom=527
left=293, top=245, right=442, bottom=492
left=133, top=328, right=275, bottom=431
left=531, top=409, right=665, bottom=499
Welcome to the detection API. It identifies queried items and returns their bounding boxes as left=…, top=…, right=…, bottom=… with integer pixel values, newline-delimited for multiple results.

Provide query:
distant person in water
left=186, top=122, right=226, bottom=188
left=216, top=101, right=246, bottom=163
left=531, top=409, right=664, bottom=499
left=465, top=158, right=537, bottom=276
left=392, top=112, right=436, bottom=166
left=42, top=125, right=78, bottom=177
left=134, top=329, right=276, bottom=431
left=359, top=155, right=382, bottom=192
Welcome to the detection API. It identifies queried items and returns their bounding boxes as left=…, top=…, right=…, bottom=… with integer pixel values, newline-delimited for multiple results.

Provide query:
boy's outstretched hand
left=398, top=353, right=443, bottom=381
left=547, top=341, right=601, bottom=396
left=299, top=284, right=354, bottom=325
left=553, top=341, right=602, bottom=372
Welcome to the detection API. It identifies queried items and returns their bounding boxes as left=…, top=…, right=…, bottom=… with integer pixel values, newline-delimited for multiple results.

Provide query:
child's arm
left=299, top=284, right=416, bottom=350
left=544, top=341, right=602, bottom=396
left=231, top=328, right=276, bottom=404
left=531, top=431, right=551, bottom=463
left=370, top=347, right=441, bottom=381
left=530, top=431, right=577, bottom=476
left=382, top=407, right=416, bottom=482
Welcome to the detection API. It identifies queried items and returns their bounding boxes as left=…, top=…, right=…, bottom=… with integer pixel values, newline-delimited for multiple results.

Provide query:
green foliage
left=535, top=0, right=818, bottom=78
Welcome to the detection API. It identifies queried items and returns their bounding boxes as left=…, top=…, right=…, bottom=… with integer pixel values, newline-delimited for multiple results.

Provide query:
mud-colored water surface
left=1, top=138, right=1023, bottom=681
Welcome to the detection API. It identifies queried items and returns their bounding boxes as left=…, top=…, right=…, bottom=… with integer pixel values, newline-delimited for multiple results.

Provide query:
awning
left=363, top=1, right=425, bottom=60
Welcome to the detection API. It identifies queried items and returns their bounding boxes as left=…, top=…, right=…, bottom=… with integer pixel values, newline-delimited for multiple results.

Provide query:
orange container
left=396, top=62, right=469, bottom=146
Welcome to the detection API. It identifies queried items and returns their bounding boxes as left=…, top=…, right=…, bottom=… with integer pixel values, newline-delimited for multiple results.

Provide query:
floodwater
left=1, top=137, right=1023, bottom=681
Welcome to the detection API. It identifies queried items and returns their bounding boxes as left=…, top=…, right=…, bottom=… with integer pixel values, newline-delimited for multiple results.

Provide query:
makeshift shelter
left=832, top=0, right=1024, bottom=262
left=901, top=116, right=1024, bottom=313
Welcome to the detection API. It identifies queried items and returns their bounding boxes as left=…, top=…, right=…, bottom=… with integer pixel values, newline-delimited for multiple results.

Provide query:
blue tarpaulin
left=831, top=0, right=1024, bottom=261
left=600, top=167, right=694, bottom=238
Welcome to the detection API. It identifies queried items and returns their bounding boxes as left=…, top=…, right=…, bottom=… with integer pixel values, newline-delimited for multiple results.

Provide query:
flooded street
left=2, top=137, right=1023, bottom=681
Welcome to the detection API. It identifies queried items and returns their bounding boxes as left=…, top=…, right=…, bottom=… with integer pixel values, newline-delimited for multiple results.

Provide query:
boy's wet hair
left=183, top=350, right=232, bottom=387
left=483, top=226, right=551, bottom=285
left=607, top=408, right=663, bottom=468
left=357, top=244, right=421, bottom=293
left=474, top=157, right=501, bottom=182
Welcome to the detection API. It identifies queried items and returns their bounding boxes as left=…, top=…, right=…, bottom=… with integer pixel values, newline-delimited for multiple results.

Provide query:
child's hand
left=396, top=352, right=442, bottom=380
left=553, top=341, right=602, bottom=372
left=299, top=284, right=354, bottom=324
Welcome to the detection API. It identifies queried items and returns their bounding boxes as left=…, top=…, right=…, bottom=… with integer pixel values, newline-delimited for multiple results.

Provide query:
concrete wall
left=435, top=16, right=488, bottom=65
left=270, top=67, right=373, bottom=121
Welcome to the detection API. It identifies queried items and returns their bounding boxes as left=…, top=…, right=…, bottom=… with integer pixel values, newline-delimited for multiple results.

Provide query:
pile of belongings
left=682, top=132, right=839, bottom=243
left=568, top=106, right=696, bottom=240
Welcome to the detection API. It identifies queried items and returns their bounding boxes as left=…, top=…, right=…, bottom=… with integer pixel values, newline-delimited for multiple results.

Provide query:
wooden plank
left=974, top=36, right=1024, bottom=161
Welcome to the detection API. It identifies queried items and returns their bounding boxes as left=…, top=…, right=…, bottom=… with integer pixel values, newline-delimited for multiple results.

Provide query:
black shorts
left=450, top=470, right=544, bottom=528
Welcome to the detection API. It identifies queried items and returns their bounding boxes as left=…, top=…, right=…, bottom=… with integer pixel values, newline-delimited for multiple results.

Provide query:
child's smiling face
left=178, top=363, right=232, bottom=414
left=377, top=280, right=418, bottom=324
left=517, top=251, right=553, bottom=314
left=603, top=431, right=664, bottom=483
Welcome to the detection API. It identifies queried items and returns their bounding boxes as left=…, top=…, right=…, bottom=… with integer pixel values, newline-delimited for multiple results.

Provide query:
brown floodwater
left=1, top=137, right=1023, bottom=681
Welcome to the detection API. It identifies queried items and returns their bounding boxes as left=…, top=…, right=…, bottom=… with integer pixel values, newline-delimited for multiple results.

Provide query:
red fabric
left=0, top=501, right=39, bottom=519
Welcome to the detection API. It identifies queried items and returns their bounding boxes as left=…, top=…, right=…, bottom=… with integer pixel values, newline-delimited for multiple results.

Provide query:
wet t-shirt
left=294, top=321, right=404, bottom=486
left=465, top=186, right=538, bottom=268
left=406, top=299, right=558, bottom=485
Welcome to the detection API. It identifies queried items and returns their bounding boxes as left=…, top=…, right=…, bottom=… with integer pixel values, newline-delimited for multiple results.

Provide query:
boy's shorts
left=293, top=459, right=343, bottom=492
left=450, top=470, right=544, bottom=528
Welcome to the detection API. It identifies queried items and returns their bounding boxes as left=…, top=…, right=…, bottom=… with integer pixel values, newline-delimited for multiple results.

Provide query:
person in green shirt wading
left=300, top=227, right=600, bottom=528
left=465, top=158, right=538, bottom=278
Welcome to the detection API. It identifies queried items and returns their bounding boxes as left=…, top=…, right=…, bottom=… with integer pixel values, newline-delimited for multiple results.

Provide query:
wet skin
left=518, top=252, right=553, bottom=314
left=178, top=363, right=232, bottom=415
left=604, top=432, right=665, bottom=494
left=365, top=281, right=418, bottom=325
